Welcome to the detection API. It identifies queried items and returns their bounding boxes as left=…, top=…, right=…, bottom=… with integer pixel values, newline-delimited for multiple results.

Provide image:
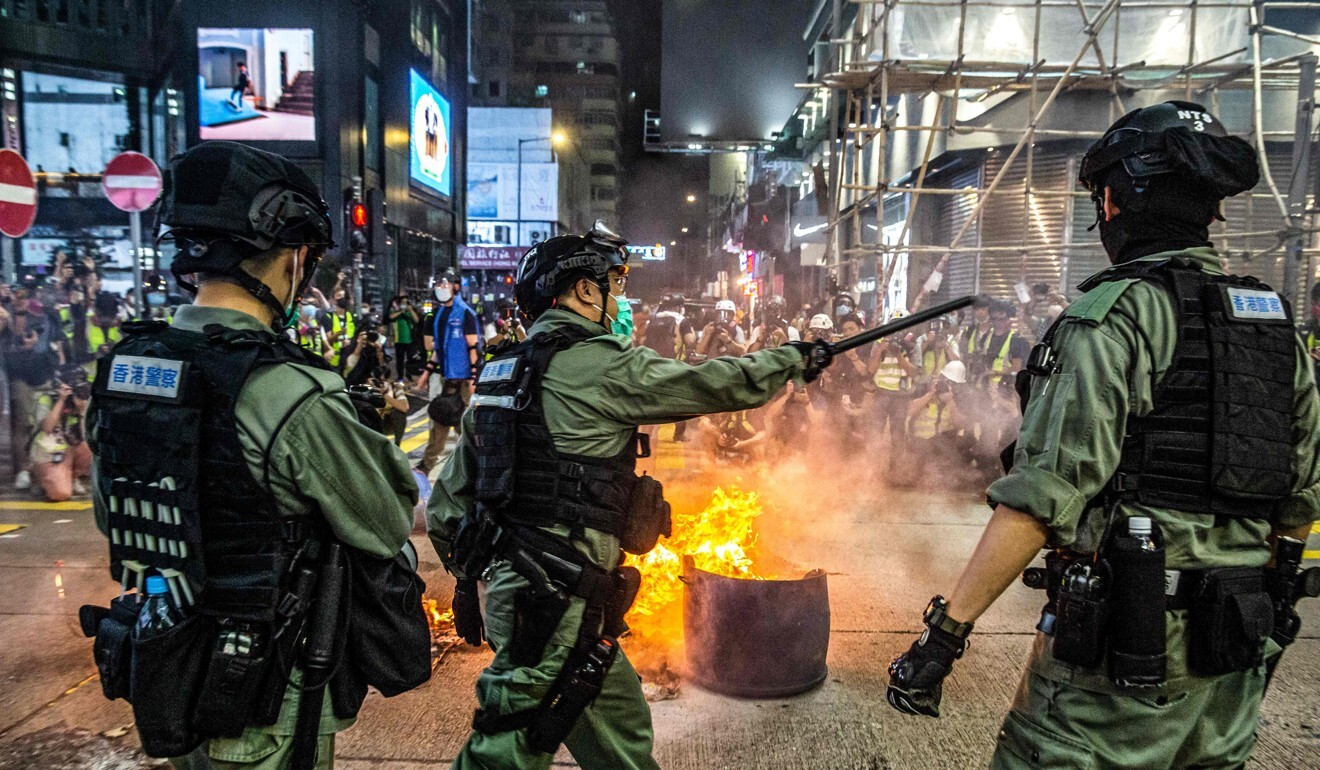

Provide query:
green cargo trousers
left=990, top=667, right=1266, bottom=769
left=451, top=571, right=660, bottom=770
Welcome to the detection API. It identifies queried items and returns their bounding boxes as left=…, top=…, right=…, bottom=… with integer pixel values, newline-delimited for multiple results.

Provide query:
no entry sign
left=0, top=149, right=38, bottom=238
left=102, top=151, right=162, bottom=213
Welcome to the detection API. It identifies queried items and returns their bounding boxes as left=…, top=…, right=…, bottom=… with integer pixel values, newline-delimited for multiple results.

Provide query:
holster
left=509, top=587, right=572, bottom=667
left=619, top=474, right=671, bottom=555
left=526, top=637, right=619, bottom=754
left=1188, top=567, right=1273, bottom=676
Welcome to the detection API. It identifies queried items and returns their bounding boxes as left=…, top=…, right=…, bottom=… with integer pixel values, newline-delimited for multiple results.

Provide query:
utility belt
left=1023, top=534, right=1285, bottom=687
left=80, top=536, right=328, bottom=758
left=452, top=511, right=641, bottom=754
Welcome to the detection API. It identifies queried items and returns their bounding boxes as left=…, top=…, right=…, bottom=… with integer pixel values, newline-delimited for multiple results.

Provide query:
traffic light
left=344, top=194, right=368, bottom=253
left=365, top=188, right=386, bottom=257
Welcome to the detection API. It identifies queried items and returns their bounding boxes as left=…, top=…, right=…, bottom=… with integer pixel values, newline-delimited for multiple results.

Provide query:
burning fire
left=624, top=486, right=769, bottom=646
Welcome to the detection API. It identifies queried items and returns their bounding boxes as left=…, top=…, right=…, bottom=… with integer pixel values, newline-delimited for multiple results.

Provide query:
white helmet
left=940, top=360, right=968, bottom=384
left=715, top=299, right=737, bottom=313
left=808, top=313, right=834, bottom=331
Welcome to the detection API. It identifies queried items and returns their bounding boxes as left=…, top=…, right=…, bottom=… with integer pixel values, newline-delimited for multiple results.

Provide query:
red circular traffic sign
left=102, top=151, right=162, bottom=213
left=0, top=149, right=38, bottom=238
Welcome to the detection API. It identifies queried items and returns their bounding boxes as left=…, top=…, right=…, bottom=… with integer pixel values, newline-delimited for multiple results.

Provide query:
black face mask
left=1096, top=188, right=1214, bottom=265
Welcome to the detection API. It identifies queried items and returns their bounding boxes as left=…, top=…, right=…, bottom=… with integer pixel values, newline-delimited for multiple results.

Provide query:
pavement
left=0, top=422, right=1317, bottom=770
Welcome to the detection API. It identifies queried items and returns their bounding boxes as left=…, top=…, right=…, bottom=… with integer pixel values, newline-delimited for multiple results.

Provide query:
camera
left=365, top=330, right=380, bottom=343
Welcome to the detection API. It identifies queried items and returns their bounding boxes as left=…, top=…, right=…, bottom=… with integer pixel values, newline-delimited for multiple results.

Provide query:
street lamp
left=681, top=226, right=689, bottom=233
left=517, top=130, right=568, bottom=247
left=686, top=193, right=697, bottom=204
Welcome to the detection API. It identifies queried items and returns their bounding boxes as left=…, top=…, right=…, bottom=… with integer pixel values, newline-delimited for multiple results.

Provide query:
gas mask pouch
left=620, top=473, right=671, bottom=555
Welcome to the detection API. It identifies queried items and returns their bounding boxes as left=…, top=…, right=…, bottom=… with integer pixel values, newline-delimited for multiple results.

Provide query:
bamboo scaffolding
left=808, top=0, right=1318, bottom=314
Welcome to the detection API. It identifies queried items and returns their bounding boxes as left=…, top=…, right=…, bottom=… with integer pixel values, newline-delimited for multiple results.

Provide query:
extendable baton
left=828, top=296, right=976, bottom=355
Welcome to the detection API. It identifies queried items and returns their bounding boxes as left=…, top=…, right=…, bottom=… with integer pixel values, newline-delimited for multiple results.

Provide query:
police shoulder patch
left=1063, top=278, right=1140, bottom=324
left=105, top=354, right=186, bottom=401
left=1223, top=286, right=1288, bottom=322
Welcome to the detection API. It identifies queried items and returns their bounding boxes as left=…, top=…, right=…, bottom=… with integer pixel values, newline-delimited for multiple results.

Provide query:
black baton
left=830, top=296, right=976, bottom=355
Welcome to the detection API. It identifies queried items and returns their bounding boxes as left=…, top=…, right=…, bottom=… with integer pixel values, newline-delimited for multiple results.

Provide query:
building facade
left=0, top=0, right=468, bottom=304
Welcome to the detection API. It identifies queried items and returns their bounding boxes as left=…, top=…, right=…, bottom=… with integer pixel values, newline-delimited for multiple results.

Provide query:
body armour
left=472, top=325, right=667, bottom=553
left=1080, top=258, right=1296, bottom=520
left=91, top=321, right=330, bottom=618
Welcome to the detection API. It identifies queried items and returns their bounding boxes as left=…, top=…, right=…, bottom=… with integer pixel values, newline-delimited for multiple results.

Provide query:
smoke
left=624, top=374, right=1023, bottom=687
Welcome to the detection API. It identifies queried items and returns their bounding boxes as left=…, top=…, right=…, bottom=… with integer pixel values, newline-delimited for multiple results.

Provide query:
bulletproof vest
left=1087, top=258, right=1297, bottom=520
left=90, top=320, right=330, bottom=622
left=472, top=325, right=639, bottom=539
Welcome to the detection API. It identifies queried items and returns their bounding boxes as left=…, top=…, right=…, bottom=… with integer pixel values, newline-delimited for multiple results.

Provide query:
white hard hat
left=941, top=360, right=968, bottom=384
left=715, top=299, right=737, bottom=313
left=809, top=313, right=834, bottom=330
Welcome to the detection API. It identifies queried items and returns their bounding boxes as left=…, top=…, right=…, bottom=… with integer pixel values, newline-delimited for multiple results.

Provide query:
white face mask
left=435, top=285, right=453, bottom=302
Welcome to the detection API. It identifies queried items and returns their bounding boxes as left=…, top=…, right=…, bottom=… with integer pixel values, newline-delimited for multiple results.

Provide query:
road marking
left=0, top=524, right=25, bottom=534
left=0, top=501, right=90, bottom=511
left=53, top=519, right=73, bottom=524
left=409, top=415, right=429, bottom=430
left=1305, top=550, right=1320, bottom=561
left=401, top=432, right=429, bottom=453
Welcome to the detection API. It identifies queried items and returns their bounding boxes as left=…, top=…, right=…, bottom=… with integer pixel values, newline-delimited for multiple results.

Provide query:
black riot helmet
left=514, top=220, right=629, bottom=321
left=156, top=141, right=335, bottom=325
left=1078, top=101, right=1259, bottom=214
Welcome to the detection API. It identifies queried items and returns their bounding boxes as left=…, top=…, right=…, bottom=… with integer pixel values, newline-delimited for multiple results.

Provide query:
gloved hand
left=452, top=578, right=485, bottom=647
left=788, top=340, right=834, bottom=383
left=887, top=623, right=967, bottom=718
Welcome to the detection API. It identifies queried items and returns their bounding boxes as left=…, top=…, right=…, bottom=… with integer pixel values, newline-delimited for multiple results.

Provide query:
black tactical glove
left=452, top=578, right=485, bottom=647
left=887, top=597, right=972, bottom=718
left=788, top=340, right=834, bottom=383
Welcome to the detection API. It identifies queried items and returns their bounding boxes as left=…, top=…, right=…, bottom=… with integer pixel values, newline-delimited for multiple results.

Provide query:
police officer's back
left=428, top=222, right=831, bottom=769
left=886, top=103, right=1320, bottom=768
left=84, top=142, right=424, bottom=770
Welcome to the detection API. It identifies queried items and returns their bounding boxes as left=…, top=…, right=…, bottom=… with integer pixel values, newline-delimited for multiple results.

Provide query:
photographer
left=387, top=294, right=422, bottom=378
left=868, top=315, right=920, bottom=480
left=343, top=321, right=389, bottom=388
left=31, top=363, right=92, bottom=501
left=7, top=291, right=57, bottom=490
left=696, top=299, right=747, bottom=358
left=350, top=369, right=412, bottom=446
left=913, top=316, right=960, bottom=391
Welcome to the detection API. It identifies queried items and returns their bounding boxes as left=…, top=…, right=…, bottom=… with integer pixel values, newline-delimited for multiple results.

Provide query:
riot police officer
left=886, top=102, right=1320, bottom=767
left=428, top=221, right=832, bottom=769
left=86, top=142, right=422, bottom=770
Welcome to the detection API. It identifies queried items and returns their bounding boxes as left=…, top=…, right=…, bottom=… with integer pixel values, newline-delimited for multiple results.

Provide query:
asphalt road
left=0, top=452, right=1317, bottom=769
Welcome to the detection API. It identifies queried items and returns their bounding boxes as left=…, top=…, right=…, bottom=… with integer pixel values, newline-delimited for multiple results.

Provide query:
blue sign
left=410, top=69, right=451, bottom=196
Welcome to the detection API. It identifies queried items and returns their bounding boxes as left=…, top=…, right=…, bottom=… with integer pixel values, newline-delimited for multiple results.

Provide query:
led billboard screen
left=198, top=28, right=316, bottom=142
left=410, top=69, right=452, bottom=196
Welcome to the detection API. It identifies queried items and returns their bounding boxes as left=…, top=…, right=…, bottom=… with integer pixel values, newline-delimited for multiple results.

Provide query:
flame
left=624, top=486, right=769, bottom=646
left=422, top=597, right=453, bottom=635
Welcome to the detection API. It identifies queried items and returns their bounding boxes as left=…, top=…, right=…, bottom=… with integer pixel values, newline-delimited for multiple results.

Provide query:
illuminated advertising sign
left=410, top=69, right=451, bottom=196
left=626, top=244, right=666, bottom=262
left=198, top=28, right=316, bottom=141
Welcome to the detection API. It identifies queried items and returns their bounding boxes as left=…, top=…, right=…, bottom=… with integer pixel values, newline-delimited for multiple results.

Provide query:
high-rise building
left=472, top=0, right=622, bottom=228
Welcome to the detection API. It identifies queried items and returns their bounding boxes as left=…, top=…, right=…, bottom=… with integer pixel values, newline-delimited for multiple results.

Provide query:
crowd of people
left=630, top=284, right=1070, bottom=489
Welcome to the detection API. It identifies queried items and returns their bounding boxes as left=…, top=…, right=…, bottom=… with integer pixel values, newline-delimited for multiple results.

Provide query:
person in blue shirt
left=419, top=268, right=480, bottom=472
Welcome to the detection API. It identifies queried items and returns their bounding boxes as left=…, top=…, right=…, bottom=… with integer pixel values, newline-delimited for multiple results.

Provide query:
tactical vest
left=873, top=355, right=908, bottom=392
left=472, top=325, right=638, bottom=541
left=91, top=320, right=331, bottom=620
left=1085, top=259, right=1297, bottom=520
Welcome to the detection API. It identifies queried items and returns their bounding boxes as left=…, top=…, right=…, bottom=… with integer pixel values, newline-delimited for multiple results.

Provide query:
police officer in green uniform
left=87, top=142, right=420, bottom=770
left=427, top=222, right=832, bottom=770
left=886, top=102, right=1320, bottom=767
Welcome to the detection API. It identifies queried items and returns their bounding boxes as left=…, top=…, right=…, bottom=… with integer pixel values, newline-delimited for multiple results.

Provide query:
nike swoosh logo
left=794, top=222, right=827, bottom=237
